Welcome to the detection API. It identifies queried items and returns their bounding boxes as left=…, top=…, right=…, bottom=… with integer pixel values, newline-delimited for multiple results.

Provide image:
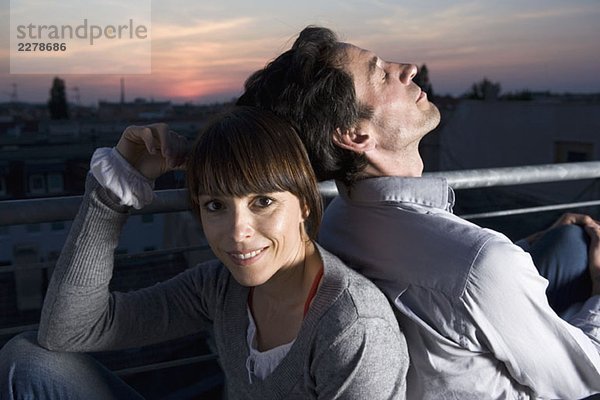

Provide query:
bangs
left=195, top=128, right=301, bottom=197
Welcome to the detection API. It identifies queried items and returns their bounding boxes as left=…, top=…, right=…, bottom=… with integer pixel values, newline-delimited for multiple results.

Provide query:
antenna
left=71, top=86, right=81, bottom=106
left=120, top=77, right=125, bottom=104
left=7, top=83, right=18, bottom=102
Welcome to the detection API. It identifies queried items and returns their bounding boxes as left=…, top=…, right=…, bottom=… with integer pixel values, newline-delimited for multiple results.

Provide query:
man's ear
left=332, top=127, right=375, bottom=153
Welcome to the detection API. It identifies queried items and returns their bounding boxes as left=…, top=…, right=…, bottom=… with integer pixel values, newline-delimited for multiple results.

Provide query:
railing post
left=13, top=244, right=44, bottom=311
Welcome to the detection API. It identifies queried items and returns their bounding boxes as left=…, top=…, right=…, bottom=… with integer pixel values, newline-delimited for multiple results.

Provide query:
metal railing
left=1, top=161, right=599, bottom=226
left=1, top=160, right=599, bottom=377
left=427, top=161, right=600, bottom=219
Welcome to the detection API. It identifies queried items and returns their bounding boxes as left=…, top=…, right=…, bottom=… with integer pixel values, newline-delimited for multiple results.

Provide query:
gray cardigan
left=39, top=176, right=408, bottom=399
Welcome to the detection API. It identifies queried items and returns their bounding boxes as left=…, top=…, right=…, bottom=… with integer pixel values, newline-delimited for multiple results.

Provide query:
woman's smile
left=227, top=246, right=269, bottom=266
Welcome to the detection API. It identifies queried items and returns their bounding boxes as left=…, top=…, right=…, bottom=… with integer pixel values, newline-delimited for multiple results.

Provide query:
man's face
left=341, top=44, right=441, bottom=154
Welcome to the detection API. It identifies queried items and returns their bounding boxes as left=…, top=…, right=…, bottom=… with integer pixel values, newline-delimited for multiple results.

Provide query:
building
left=0, top=101, right=230, bottom=312
left=422, top=94, right=600, bottom=238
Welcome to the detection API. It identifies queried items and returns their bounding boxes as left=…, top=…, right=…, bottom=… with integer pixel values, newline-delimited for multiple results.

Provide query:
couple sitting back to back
left=2, top=25, right=600, bottom=400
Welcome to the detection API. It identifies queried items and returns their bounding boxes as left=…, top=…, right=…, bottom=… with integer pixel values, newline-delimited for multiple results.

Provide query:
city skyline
left=1, top=0, right=599, bottom=105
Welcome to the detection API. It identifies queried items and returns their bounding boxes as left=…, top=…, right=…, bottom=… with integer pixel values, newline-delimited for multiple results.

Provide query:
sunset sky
left=1, top=0, right=599, bottom=105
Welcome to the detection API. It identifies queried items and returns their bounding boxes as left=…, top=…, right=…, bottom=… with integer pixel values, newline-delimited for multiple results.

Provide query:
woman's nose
left=230, top=209, right=254, bottom=241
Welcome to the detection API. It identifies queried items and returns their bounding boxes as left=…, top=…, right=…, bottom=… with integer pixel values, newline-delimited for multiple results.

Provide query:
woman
left=0, top=107, right=408, bottom=399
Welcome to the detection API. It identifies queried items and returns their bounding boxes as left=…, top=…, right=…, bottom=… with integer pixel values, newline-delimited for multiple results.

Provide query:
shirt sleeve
left=38, top=174, right=217, bottom=352
left=570, top=296, right=600, bottom=350
left=311, top=317, right=408, bottom=400
left=90, top=147, right=155, bottom=209
left=464, top=237, right=600, bottom=399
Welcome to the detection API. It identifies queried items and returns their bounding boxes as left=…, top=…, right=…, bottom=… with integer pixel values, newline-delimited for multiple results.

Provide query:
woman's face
left=199, top=191, right=309, bottom=287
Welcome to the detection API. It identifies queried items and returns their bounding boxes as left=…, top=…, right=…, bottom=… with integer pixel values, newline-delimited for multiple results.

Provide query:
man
left=238, top=26, right=600, bottom=399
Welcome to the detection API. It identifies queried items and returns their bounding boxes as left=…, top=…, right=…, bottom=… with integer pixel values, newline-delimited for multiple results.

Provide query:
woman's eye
left=204, top=200, right=223, bottom=212
left=255, top=196, right=274, bottom=208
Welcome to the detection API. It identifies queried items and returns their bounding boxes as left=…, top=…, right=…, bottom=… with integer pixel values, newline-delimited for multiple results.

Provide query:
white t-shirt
left=245, top=308, right=294, bottom=383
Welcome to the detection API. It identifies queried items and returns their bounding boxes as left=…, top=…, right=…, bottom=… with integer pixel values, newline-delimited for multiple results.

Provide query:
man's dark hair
left=237, top=26, right=371, bottom=184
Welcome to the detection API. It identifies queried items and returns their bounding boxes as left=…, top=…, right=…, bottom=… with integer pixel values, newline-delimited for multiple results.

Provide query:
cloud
left=2, top=0, right=599, bottom=101
left=151, top=17, right=255, bottom=42
left=514, top=6, right=591, bottom=21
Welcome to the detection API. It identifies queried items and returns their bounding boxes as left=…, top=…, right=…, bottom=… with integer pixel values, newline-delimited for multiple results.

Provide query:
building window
left=47, top=251, right=61, bottom=262
left=26, top=223, right=41, bottom=233
left=51, top=221, right=65, bottom=231
left=29, top=174, right=46, bottom=194
left=555, top=142, right=594, bottom=163
left=47, top=173, right=64, bottom=193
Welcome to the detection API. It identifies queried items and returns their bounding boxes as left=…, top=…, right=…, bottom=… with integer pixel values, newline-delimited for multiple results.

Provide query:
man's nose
left=399, top=63, right=418, bottom=85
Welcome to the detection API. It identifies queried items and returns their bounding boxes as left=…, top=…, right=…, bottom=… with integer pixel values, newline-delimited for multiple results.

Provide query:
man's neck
left=362, top=148, right=424, bottom=178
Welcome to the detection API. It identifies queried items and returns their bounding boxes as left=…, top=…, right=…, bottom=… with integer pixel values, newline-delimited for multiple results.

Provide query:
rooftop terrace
left=1, top=161, right=599, bottom=398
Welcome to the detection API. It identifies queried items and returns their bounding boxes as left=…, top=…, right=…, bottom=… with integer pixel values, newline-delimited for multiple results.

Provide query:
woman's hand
left=115, top=123, right=188, bottom=180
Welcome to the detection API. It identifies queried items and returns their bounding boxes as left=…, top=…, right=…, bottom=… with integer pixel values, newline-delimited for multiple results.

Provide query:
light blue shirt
left=319, top=176, right=600, bottom=400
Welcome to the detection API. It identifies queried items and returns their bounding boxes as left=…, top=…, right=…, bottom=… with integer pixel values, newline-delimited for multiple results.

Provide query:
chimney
left=120, top=77, right=125, bottom=104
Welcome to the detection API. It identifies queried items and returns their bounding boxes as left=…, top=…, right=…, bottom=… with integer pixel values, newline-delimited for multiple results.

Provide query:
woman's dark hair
left=237, top=26, right=372, bottom=185
left=186, top=106, right=322, bottom=240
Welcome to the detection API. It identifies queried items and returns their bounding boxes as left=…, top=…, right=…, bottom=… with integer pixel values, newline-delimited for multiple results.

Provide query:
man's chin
left=422, top=104, right=441, bottom=133
left=432, top=105, right=442, bottom=128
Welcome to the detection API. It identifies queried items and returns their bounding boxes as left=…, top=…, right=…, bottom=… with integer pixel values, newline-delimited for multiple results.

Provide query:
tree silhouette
left=414, top=64, right=434, bottom=99
left=465, top=77, right=501, bottom=100
left=48, top=77, right=69, bottom=119
left=502, top=90, right=533, bottom=101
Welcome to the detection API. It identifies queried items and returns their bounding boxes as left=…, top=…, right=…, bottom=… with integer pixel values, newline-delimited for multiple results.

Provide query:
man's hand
left=549, top=213, right=600, bottom=296
left=548, top=213, right=598, bottom=230
left=524, top=213, right=597, bottom=245
left=115, top=123, right=188, bottom=180
left=584, top=221, right=600, bottom=295
left=527, top=213, right=600, bottom=296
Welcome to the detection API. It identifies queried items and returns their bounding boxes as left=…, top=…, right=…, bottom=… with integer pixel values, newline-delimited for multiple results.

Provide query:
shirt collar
left=336, top=176, right=455, bottom=212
